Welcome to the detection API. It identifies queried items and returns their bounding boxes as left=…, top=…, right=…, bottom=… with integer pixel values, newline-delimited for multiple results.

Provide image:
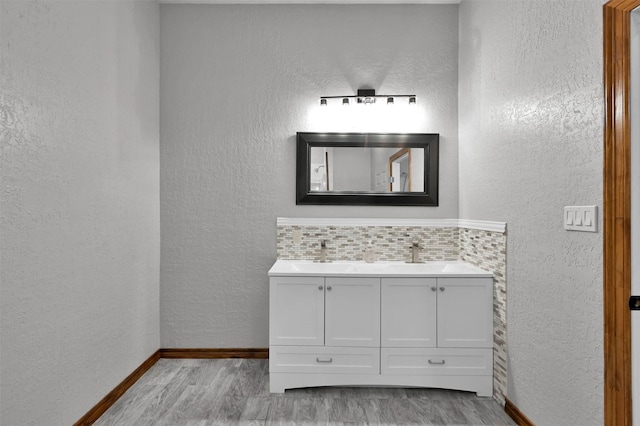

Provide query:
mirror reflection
left=309, top=147, right=425, bottom=193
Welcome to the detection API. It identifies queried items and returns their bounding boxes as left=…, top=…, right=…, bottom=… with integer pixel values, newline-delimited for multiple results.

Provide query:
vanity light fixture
left=320, top=89, right=416, bottom=106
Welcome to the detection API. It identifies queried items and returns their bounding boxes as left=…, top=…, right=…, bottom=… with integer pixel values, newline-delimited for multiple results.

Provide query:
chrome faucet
left=409, top=241, right=423, bottom=263
left=319, top=240, right=328, bottom=263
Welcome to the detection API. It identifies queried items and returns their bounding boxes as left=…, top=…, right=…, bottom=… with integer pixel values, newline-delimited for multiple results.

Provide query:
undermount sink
left=286, top=262, right=357, bottom=274
left=268, top=260, right=492, bottom=278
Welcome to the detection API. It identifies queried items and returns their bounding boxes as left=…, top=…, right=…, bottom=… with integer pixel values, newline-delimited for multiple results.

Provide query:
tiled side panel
left=459, top=228, right=507, bottom=406
left=277, top=225, right=459, bottom=262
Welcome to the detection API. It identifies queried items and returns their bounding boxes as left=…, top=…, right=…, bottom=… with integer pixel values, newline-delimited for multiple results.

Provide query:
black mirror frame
left=296, top=132, right=439, bottom=206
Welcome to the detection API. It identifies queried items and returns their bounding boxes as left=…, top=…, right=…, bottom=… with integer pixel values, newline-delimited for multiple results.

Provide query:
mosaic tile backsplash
left=276, top=223, right=508, bottom=405
left=459, top=228, right=508, bottom=406
left=277, top=226, right=459, bottom=262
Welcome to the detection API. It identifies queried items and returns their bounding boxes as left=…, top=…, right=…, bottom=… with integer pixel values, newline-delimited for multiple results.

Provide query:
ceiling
left=160, top=0, right=460, bottom=4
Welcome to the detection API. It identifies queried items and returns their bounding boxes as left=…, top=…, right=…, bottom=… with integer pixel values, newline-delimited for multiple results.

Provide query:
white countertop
left=268, top=260, right=493, bottom=278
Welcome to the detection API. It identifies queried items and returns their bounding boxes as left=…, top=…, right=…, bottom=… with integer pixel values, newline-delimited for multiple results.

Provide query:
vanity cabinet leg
left=269, top=375, right=286, bottom=393
left=475, top=381, right=494, bottom=398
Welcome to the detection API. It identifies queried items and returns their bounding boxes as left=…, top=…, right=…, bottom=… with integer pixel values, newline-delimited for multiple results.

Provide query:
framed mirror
left=296, top=132, right=439, bottom=206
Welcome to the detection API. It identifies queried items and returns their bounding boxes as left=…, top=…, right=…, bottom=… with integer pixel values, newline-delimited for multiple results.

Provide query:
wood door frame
left=388, top=148, right=412, bottom=192
left=604, top=1, right=639, bottom=424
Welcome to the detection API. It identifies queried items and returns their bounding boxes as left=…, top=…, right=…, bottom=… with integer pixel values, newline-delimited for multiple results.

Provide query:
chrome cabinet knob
left=327, top=286, right=332, bottom=291
left=318, top=285, right=323, bottom=290
left=431, top=286, right=437, bottom=292
left=439, top=287, right=445, bottom=292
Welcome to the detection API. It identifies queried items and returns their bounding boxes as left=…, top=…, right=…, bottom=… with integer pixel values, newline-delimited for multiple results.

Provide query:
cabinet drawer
left=381, top=348, right=492, bottom=376
left=270, top=346, right=380, bottom=374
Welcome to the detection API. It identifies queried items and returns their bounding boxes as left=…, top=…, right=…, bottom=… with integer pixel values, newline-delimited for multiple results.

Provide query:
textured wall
left=459, top=1, right=604, bottom=424
left=0, top=2, right=160, bottom=424
left=160, top=4, right=459, bottom=347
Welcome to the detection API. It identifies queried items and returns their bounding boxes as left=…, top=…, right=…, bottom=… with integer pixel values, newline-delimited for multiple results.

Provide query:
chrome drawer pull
left=428, top=359, right=446, bottom=365
left=316, top=357, right=333, bottom=363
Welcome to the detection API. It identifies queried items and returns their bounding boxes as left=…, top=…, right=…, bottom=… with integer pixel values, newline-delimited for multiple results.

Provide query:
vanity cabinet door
left=270, top=276, right=325, bottom=346
left=325, top=277, right=380, bottom=347
left=436, top=277, right=493, bottom=348
left=381, top=278, right=437, bottom=348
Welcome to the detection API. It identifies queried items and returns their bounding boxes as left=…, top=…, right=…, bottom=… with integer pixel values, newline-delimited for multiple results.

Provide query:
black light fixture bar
left=320, top=89, right=416, bottom=105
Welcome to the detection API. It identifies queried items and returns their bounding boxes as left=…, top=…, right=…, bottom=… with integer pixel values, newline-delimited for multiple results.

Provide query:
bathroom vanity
left=268, top=260, right=494, bottom=396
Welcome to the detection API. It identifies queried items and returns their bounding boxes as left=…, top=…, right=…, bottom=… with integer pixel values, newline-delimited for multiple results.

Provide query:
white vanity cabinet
left=269, top=276, right=325, bottom=346
left=269, top=276, right=380, bottom=347
left=381, top=277, right=493, bottom=348
left=381, top=277, right=438, bottom=347
left=380, top=277, right=494, bottom=392
left=324, top=277, right=380, bottom=347
left=269, top=276, right=381, bottom=387
left=268, top=260, right=494, bottom=397
left=436, top=277, right=493, bottom=348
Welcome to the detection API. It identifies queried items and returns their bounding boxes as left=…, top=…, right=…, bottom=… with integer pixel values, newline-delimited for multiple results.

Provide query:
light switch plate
left=564, top=206, right=598, bottom=232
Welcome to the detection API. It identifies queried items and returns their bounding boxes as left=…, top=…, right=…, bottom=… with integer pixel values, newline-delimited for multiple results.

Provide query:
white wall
left=160, top=4, right=458, bottom=347
left=0, top=1, right=160, bottom=424
left=459, top=1, right=604, bottom=424
left=332, top=147, right=372, bottom=191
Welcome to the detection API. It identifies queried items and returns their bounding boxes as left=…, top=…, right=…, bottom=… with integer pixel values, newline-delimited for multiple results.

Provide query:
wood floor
left=94, top=359, right=516, bottom=425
